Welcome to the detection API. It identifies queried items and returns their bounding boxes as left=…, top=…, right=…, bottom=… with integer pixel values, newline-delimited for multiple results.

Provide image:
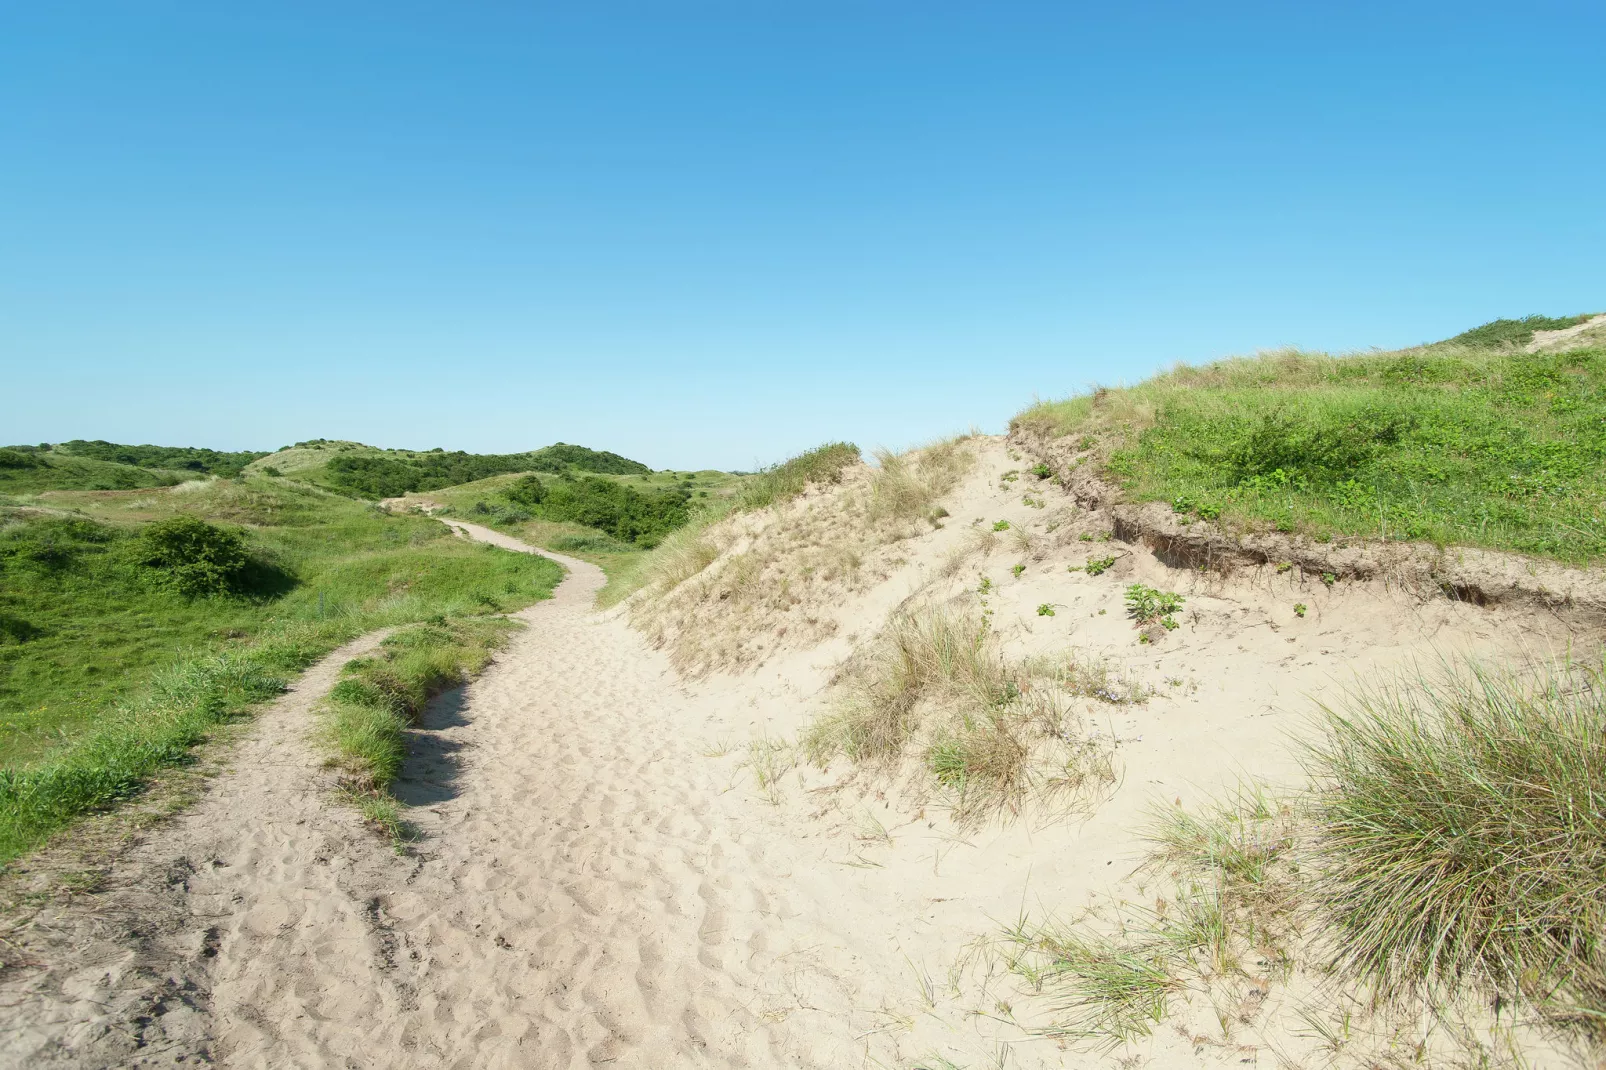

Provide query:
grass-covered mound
left=0, top=479, right=562, bottom=861
left=254, top=439, right=650, bottom=498
left=53, top=440, right=269, bottom=478
left=0, top=447, right=193, bottom=494
left=1014, top=324, right=1606, bottom=563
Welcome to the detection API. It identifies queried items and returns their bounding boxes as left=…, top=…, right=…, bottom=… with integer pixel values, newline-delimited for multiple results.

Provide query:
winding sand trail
left=4, top=521, right=876, bottom=1069
left=256, top=519, right=851, bottom=1068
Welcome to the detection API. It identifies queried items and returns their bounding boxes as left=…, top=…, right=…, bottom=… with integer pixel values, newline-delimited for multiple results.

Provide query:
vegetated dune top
left=1010, top=315, right=1606, bottom=568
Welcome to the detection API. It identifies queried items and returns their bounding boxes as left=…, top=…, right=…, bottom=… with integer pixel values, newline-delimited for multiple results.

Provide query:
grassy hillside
left=0, top=477, right=562, bottom=861
left=1013, top=315, right=1606, bottom=564
left=400, top=465, right=755, bottom=605
left=0, top=447, right=192, bottom=494
left=248, top=439, right=651, bottom=498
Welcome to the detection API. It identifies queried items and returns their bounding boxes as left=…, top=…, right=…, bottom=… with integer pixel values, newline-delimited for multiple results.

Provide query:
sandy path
left=3, top=522, right=869, bottom=1068
left=204, top=520, right=863, bottom=1068
left=0, top=628, right=398, bottom=1067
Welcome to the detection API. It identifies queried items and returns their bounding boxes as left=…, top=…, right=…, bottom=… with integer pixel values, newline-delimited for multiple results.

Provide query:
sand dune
left=2, top=443, right=1588, bottom=1068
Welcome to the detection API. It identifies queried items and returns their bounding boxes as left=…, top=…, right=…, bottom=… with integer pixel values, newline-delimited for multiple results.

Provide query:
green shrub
left=56, top=439, right=267, bottom=477
left=1124, top=584, right=1183, bottom=629
left=135, top=515, right=252, bottom=596
left=0, top=448, right=40, bottom=470
left=505, top=474, right=689, bottom=547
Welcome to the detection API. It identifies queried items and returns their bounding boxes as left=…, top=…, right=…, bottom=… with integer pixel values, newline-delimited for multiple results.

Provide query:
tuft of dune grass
left=1304, top=654, right=1606, bottom=1031
left=805, top=607, right=1131, bottom=824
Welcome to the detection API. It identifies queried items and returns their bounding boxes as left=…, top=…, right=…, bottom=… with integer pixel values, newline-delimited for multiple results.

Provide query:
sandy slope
left=2, top=456, right=1593, bottom=1069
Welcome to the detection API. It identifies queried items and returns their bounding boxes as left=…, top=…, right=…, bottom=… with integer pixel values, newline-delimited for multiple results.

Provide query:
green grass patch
left=734, top=441, right=860, bottom=511
left=321, top=617, right=515, bottom=848
left=0, top=479, right=561, bottom=862
left=1013, top=335, right=1606, bottom=562
left=1450, top=314, right=1589, bottom=349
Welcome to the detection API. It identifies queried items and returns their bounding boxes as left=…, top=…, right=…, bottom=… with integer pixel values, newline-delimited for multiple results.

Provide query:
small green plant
left=1275, top=562, right=1292, bottom=573
left=993, top=519, right=1012, bottom=532
left=1037, top=603, right=1056, bottom=617
left=1322, top=572, right=1336, bottom=587
left=1031, top=463, right=1052, bottom=479
left=1294, top=602, right=1307, bottom=617
left=977, top=575, right=993, bottom=594
left=1083, top=555, right=1117, bottom=576
left=1124, top=584, right=1184, bottom=630
left=1022, top=495, right=1045, bottom=509
left=1078, top=532, right=1095, bottom=542
left=1012, top=563, right=1026, bottom=578
left=1001, top=469, right=1020, bottom=483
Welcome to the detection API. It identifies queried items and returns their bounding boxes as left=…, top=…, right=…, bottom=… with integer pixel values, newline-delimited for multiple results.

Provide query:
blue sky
left=3, top=3, right=1603, bottom=470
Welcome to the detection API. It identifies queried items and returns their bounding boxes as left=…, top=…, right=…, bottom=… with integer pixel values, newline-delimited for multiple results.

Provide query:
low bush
left=0, top=449, right=40, bottom=470
left=134, top=515, right=254, bottom=597
left=321, top=443, right=650, bottom=498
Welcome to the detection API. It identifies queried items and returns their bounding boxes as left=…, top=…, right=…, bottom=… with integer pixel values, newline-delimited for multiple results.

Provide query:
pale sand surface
left=1, top=445, right=1591, bottom=1068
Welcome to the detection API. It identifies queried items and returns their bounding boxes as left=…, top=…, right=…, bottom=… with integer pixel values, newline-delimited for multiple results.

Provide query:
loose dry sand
left=1, top=448, right=1594, bottom=1068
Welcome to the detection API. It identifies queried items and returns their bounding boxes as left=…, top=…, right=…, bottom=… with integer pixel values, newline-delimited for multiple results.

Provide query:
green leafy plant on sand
left=993, top=520, right=1011, bottom=532
left=1124, top=584, right=1184, bottom=630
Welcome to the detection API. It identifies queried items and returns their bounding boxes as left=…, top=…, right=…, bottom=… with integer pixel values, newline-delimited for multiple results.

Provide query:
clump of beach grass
left=804, top=607, right=1126, bottom=824
left=1303, top=655, right=1606, bottom=1035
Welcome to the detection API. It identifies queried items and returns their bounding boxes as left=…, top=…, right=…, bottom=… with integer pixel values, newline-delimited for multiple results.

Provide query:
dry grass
left=630, top=438, right=978, bottom=676
left=803, top=607, right=1129, bottom=824
left=990, top=787, right=1299, bottom=1051
left=990, top=654, right=1606, bottom=1060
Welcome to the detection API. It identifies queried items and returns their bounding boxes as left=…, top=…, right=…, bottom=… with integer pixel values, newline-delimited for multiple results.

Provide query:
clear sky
left=3, top=3, right=1603, bottom=471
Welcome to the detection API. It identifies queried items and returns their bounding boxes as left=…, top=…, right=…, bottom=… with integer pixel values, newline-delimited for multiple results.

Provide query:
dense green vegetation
left=313, top=442, right=649, bottom=498
left=55, top=439, right=269, bottom=477
left=1449, top=314, right=1588, bottom=349
left=1014, top=329, right=1606, bottom=562
left=502, top=472, right=690, bottom=547
left=0, top=450, right=190, bottom=494
left=0, top=480, right=561, bottom=860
